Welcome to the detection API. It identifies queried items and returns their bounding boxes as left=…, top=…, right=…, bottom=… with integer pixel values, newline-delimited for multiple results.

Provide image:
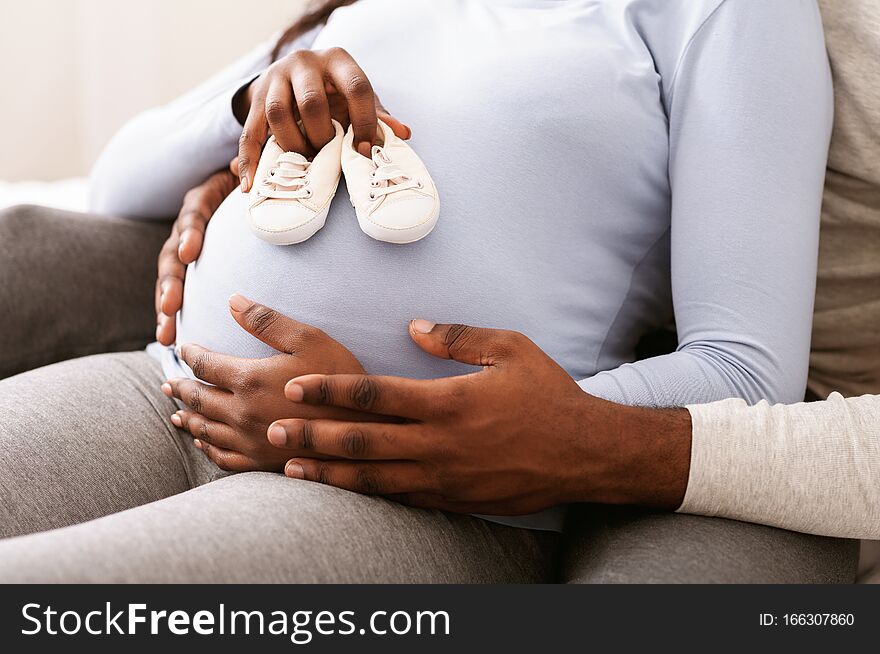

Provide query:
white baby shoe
left=247, top=119, right=344, bottom=245
left=341, top=119, right=439, bottom=244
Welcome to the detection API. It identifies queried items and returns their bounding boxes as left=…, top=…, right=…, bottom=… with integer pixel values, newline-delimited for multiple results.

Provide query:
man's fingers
left=408, top=320, right=524, bottom=367
left=324, top=49, right=377, bottom=156
left=177, top=343, right=242, bottom=388
left=285, top=458, right=431, bottom=495
left=238, top=91, right=270, bottom=192
left=161, top=378, right=232, bottom=420
left=285, top=373, right=442, bottom=419
left=227, top=293, right=325, bottom=354
left=267, top=419, right=424, bottom=459
left=265, top=76, right=309, bottom=155
left=172, top=410, right=241, bottom=451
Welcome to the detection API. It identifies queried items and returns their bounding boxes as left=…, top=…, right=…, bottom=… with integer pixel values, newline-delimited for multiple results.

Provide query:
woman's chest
left=315, top=0, right=669, bottom=170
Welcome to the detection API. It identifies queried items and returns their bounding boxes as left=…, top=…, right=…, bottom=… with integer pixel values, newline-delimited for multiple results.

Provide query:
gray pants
left=0, top=204, right=859, bottom=583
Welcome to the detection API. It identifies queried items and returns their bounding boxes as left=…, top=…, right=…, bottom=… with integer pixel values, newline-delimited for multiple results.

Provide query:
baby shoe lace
left=369, top=145, right=421, bottom=200
left=257, top=152, right=313, bottom=200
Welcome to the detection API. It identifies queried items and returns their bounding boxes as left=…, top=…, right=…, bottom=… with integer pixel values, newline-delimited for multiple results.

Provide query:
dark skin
left=166, top=304, right=692, bottom=514
left=161, top=296, right=390, bottom=472
left=155, top=162, right=238, bottom=346
left=235, top=46, right=411, bottom=193
left=157, top=47, right=410, bottom=345
left=158, top=46, right=692, bottom=516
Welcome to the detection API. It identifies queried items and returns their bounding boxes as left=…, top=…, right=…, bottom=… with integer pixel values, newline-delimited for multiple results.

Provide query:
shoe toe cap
left=369, top=195, right=437, bottom=230
left=248, top=202, right=324, bottom=244
left=250, top=202, right=316, bottom=231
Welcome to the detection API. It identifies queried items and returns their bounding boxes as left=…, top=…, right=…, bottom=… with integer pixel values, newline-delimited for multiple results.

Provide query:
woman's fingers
left=197, top=440, right=259, bottom=473
left=375, top=96, right=411, bottom=140
left=265, top=76, right=310, bottom=156
left=157, top=236, right=185, bottom=304
left=176, top=343, right=243, bottom=389
left=324, top=49, right=378, bottom=157
left=227, top=293, right=330, bottom=354
left=159, top=277, right=183, bottom=317
left=162, top=378, right=233, bottom=420
left=377, top=111, right=411, bottom=140
left=291, top=57, right=336, bottom=151
left=238, top=86, right=270, bottom=192
left=172, top=409, right=241, bottom=451
left=284, top=458, right=432, bottom=495
left=156, top=312, right=176, bottom=346
left=267, top=418, right=424, bottom=459
left=176, top=208, right=209, bottom=265
left=156, top=233, right=184, bottom=345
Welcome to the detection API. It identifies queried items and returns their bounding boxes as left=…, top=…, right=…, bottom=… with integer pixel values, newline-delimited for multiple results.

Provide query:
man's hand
left=155, top=161, right=238, bottom=345
left=161, top=295, right=382, bottom=472
left=271, top=321, right=692, bottom=515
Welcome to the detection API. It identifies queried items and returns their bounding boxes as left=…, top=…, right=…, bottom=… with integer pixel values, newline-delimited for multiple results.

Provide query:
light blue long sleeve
left=579, top=0, right=833, bottom=407
left=88, top=30, right=319, bottom=219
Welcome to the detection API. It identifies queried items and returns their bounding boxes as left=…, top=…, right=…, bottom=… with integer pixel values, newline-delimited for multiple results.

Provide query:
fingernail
left=161, top=383, right=173, bottom=397
left=285, top=382, right=304, bottom=402
left=170, top=413, right=182, bottom=427
left=286, top=461, right=304, bottom=479
left=411, top=319, right=436, bottom=334
left=155, top=324, right=163, bottom=341
left=403, top=125, right=412, bottom=139
left=240, top=176, right=248, bottom=192
left=194, top=439, right=203, bottom=450
left=268, top=424, right=287, bottom=447
left=228, top=293, right=251, bottom=312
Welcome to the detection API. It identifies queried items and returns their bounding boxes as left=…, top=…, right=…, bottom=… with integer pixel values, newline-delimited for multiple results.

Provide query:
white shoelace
left=257, top=152, right=313, bottom=200
left=368, top=145, right=421, bottom=200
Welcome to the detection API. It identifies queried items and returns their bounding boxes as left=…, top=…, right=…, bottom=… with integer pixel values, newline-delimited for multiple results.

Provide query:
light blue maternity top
left=90, top=0, right=833, bottom=530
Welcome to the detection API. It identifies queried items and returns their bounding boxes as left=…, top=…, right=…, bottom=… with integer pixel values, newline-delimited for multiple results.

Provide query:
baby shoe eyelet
left=415, top=180, right=423, bottom=189
left=369, top=191, right=377, bottom=201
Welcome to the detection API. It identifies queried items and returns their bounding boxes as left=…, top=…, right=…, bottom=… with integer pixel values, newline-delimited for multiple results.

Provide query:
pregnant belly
left=177, top=189, right=617, bottom=381
left=178, top=192, right=485, bottom=379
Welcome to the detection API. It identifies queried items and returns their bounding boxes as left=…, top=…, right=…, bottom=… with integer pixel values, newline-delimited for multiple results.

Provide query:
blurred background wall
left=0, top=0, right=307, bottom=181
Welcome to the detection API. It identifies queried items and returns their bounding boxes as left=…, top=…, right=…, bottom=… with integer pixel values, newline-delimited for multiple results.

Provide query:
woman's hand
left=271, top=321, right=692, bottom=515
left=235, top=47, right=411, bottom=192
left=155, top=161, right=238, bottom=345
left=161, top=295, right=380, bottom=472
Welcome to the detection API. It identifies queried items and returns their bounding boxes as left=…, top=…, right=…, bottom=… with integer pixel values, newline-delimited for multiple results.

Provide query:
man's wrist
left=568, top=398, right=692, bottom=510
